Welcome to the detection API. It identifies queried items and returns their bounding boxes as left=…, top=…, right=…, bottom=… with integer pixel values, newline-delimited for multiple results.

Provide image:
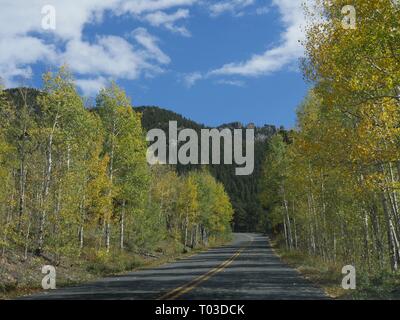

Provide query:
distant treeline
left=0, top=67, right=233, bottom=264
left=137, top=106, right=280, bottom=232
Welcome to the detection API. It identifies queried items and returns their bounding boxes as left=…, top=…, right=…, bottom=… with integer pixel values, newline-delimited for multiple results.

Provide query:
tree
left=0, top=87, right=16, bottom=258
left=96, top=82, right=150, bottom=252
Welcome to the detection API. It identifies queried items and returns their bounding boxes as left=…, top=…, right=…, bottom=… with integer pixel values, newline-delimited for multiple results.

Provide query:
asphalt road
left=22, top=233, right=327, bottom=300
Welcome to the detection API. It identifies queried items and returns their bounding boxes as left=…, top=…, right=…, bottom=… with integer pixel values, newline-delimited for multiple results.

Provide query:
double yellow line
left=158, top=237, right=253, bottom=300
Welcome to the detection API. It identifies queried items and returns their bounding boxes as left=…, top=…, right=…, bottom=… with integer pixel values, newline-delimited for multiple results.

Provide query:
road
left=22, top=234, right=327, bottom=300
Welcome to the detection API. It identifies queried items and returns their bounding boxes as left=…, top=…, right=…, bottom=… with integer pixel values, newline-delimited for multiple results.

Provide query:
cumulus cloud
left=210, top=0, right=310, bottom=77
left=62, top=35, right=162, bottom=79
left=132, top=28, right=171, bottom=64
left=0, top=0, right=312, bottom=92
left=0, top=0, right=122, bottom=41
left=0, top=0, right=195, bottom=93
left=142, top=9, right=191, bottom=36
left=75, top=76, right=108, bottom=97
left=0, top=36, right=58, bottom=87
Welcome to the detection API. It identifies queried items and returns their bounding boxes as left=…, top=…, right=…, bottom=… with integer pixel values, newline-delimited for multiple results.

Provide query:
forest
left=137, top=106, right=278, bottom=232
left=3, top=0, right=399, bottom=299
left=0, top=68, right=233, bottom=284
left=261, top=0, right=400, bottom=288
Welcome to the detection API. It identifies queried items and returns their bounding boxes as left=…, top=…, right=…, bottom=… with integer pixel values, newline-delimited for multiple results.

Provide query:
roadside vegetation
left=272, top=237, right=400, bottom=300
left=261, top=1, right=400, bottom=299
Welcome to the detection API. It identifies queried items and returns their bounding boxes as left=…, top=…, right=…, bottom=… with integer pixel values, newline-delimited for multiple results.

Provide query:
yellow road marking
left=158, top=236, right=253, bottom=300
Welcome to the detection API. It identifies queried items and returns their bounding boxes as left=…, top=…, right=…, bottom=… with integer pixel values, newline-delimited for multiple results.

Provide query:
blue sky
left=0, top=0, right=312, bottom=128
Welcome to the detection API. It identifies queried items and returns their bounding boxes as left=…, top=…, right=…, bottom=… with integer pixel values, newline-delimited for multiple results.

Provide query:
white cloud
left=119, top=0, right=197, bottom=15
left=0, top=0, right=313, bottom=92
left=142, top=9, right=191, bottom=36
left=132, top=28, right=171, bottom=64
left=210, top=0, right=310, bottom=77
left=0, top=0, right=195, bottom=92
left=0, top=35, right=57, bottom=86
left=62, top=36, right=158, bottom=80
left=0, top=0, right=122, bottom=41
left=182, top=72, right=203, bottom=88
left=75, top=76, right=108, bottom=97
left=208, top=0, right=255, bottom=17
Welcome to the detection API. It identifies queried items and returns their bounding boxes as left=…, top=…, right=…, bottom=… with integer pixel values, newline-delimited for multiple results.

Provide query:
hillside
left=136, top=106, right=279, bottom=232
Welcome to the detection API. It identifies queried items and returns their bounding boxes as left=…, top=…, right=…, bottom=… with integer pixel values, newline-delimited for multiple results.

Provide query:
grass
left=0, top=236, right=232, bottom=299
left=351, top=271, right=400, bottom=299
left=270, top=238, right=400, bottom=300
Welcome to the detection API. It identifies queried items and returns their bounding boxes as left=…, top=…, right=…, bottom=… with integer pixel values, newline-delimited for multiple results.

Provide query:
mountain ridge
left=136, top=106, right=279, bottom=232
